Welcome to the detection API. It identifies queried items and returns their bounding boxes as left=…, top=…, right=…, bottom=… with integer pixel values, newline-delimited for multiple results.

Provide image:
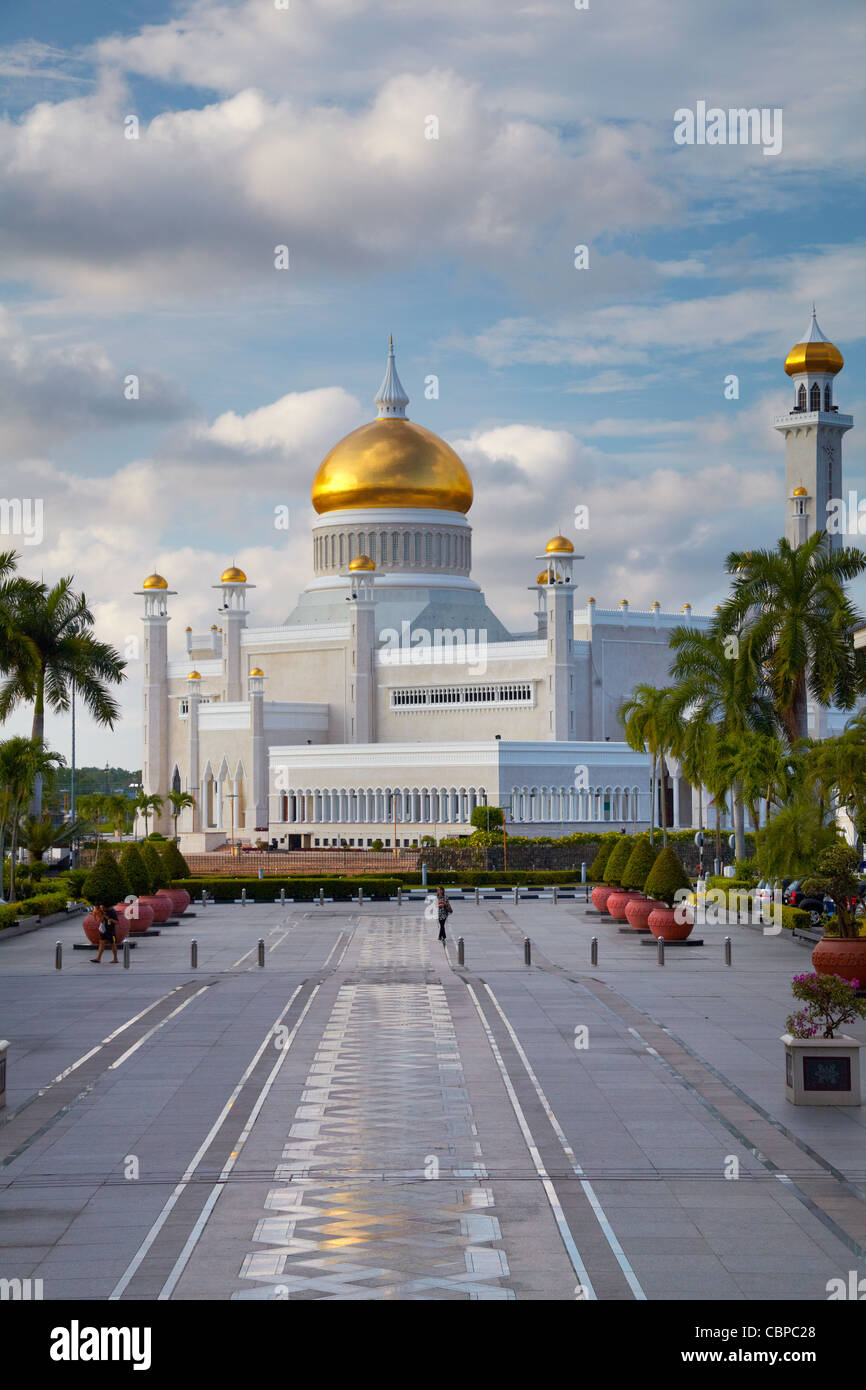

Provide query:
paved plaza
left=2, top=898, right=865, bottom=1301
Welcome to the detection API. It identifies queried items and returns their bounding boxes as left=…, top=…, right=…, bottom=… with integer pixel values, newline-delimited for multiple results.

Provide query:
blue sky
left=0, top=0, right=864, bottom=766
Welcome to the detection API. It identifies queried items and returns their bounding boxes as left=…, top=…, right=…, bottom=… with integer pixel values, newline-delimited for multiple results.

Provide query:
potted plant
left=801, top=843, right=866, bottom=985
left=606, top=835, right=648, bottom=921
left=642, top=847, right=693, bottom=941
left=588, top=833, right=620, bottom=912
left=601, top=836, right=634, bottom=917
left=622, top=836, right=661, bottom=931
left=782, top=972, right=866, bottom=1105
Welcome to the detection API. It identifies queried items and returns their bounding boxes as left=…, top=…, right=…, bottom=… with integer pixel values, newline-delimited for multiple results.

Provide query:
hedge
left=0, top=892, right=69, bottom=930
left=170, top=877, right=402, bottom=902
left=172, top=869, right=587, bottom=889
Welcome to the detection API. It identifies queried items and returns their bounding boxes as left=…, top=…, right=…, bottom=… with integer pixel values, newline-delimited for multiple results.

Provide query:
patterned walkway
left=235, top=918, right=514, bottom=1299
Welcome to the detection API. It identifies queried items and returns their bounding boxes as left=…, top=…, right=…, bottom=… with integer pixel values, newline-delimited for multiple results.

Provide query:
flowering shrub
left=785, top=972, right=866, bottom=1040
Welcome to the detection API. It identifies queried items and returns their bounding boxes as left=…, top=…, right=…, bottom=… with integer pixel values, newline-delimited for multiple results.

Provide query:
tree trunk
left=790, top=671, right=810, bottom=744
left=659, top=755, right=668, bottom=846
left=29, top=676, right=45, bottom=817
left=733, top=781, right=746, bottom=863
left=0, top=826, right=6, bottom=902
left=714, top=798, right=722, bottom=866
left=649, top=755, right=657, bottom=845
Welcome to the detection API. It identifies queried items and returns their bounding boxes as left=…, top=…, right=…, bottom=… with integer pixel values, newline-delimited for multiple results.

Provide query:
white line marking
left=465, top=983, right=597, bottom=1299
left=109, top=985, right=305, bottom=1300
left=157, top=985, right=320, bottom=1299
left=108, top=987, right=211, bottom=1070
left=485, top=984, right=646, bottom=1300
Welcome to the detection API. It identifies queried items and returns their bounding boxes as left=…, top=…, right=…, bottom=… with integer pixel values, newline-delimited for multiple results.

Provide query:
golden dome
left=221, top=565, right=247, bottom=583
left=210, top=624, right=218, bottom=630
left=784, top=308, right=843, bottom=377
left=348, top=554, right=376, bottom=571
left=188, top=670, right=202, bottom=680
left=142, top=572, right=167, bottom=589
left=545, top=535, right=574, bottom=554
left=536, top=570, right=549, bottom=584
left=249, top=666, right=264, bottom=677
left=311, top=418, right=473, bottom=515
left=185, top=625, right=192, bottom=631
left=793, top=486, right=808, bottom=497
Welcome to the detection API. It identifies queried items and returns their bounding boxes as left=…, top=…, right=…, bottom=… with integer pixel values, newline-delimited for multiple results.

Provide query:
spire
left=374, top=337, right=409, bottom=419
left=803, top=303, right=829, bottom=344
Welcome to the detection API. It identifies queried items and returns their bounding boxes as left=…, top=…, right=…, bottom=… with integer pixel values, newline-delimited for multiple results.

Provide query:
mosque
left=136, top=313, right=852, bottom=849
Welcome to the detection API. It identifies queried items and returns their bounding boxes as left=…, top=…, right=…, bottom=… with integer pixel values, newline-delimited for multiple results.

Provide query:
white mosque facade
left=137, top=316, right=852, bottom=849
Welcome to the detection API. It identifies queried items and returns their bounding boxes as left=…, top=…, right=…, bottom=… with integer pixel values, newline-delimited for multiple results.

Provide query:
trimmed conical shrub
left=83, top=852, right=128, bottom=908
left=140, top=840, right=168, bottom=893
left=161, top=839, right=190, bottom=880
left=643, top=846, right=691, bottom=907
left=603, top=835, right=634, bottom=887
left=120, top=842, right=150, bottom=898
left=621, top=835, right=659, bottom=892
left=588, top=833, right=619, bottom=881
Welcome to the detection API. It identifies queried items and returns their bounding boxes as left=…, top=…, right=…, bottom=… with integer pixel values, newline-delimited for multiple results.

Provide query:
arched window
left=368, top=534, right=376, bottom=564
left=824, top=384, right=832, bottom=412
left=797, top=384, right=807, bottom=410
left=392, top=533, right=399, bottom=563
left=348, top=534, right=355, bottom=561
left=414, top=532, right=421, bottom=563
left=339, top=534, right=345, bottom=565
left=425, top=533, right=432, bottom=564
left=435, top=533, right=442, bottom=566
left=380, top=532, right=387, bottom=564
left=403, top=532, right=410, bottom=563
left=330, top=535, right=335, bottom=568
left=358, top=532, right=365, bottom=556
left=810, top=382, right=821, bottom=411
left=172, top=767, right=182, bottom=793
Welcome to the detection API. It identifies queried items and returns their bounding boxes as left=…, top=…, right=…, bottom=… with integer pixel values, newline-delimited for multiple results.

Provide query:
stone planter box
left=781, top=1033, right=862, bottom=1106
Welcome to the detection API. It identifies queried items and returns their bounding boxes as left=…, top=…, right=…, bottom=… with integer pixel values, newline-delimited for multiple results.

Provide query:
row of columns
left=511, top=786, right=642, bottom=824
left=279, top=787, right=487, bottom=825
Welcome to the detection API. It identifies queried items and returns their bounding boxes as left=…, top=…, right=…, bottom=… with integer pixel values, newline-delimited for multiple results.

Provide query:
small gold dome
left=221, top=565, right=247, bottom=583
left=210, top=624, right=218, bottom=630
left=536, top=570, right=549, bottom=584
left=188, top=670, right=202, bottom=680
left=348, top=554, right=376, bottom=572
left=587, top=596, right=596, bottom=603
left=249, top=666, right=264, bottom=677
left=185, top=625, right=192, bottom=631
left=312, top=419, right=473, bottom=515
left=545, top=535, right=574, bottom=554
left=142, top=572, right=168, bottom=589
left=793, top=486, right=808, bottom=497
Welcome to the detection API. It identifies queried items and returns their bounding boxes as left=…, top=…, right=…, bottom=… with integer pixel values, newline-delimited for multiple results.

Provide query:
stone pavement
left=1, top=898, right=865, bottom=1301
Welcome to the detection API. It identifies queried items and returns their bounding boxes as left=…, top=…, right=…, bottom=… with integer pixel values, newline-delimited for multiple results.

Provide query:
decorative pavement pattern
left=235, top=918, right=514, bottom=1299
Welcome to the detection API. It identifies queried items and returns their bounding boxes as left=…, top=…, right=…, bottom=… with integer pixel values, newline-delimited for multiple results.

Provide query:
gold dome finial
left=784, top=306, right=844, bottom=377
left=142, top=572, right=168, bottom=589
left=348, top=553, right=376, bottom=572
left=545, top=534, right=574, bottom=554
left=221, top=564, right=247, bottom=583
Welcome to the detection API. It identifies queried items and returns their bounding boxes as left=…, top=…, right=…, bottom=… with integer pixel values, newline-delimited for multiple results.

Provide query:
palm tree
left=105, top=794, right=134, bottom=836
left=0, top=738, right=64, bottom=901
left=0, top=577, right=125, bottom=814
left=806, top=713, right=866, bottom=846
left=19, top=813, right=81, bottom=863
left=718, top=534, right=866, bottom=743
left=167, top=790, right=195, bottom=839
left=619, top=684, right=681, bottom=845
left=668, top=624, right=777, bottom=862
left=135, top=792, right=164, bottom=838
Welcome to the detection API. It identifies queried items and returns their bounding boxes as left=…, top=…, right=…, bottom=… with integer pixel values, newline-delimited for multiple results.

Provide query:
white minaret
left=185, top=670, right=202, bottom=834
left=343, top=556, right=376, bottom=742
left=137, top=571, right=176, bottom=828
left=213, top=566, right=255, bottom=702
left=775, top=307, right=853, bottom=549
left=537, top=535, right=580, bottom=740
left=246, top=667, right=269, bottom=830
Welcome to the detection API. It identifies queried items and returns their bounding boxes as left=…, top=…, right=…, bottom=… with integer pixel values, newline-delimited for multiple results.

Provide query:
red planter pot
left=647, top=905, right=694, bottom=941
left=83, top=911, right=131, bottom=946
left=811, top=936, right=866, bottom=987
left=606, top=890, right=642, bottom=922
left=624, top=896, right=663, bottom=931
left=115, top=900, right=154, bottom=936
left=139, top=893, right=173, bottom=924
left=157, top=887, right=191, bottom=916
left=591, top=884, right=616, bottom=912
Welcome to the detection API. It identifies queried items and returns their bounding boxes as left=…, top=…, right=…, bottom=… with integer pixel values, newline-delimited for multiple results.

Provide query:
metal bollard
left=581, top=861, right=587, bottom=883
left=724, top=935, right=732, bottom=966
left=552, top=886, right=558, bottom=906
left=280, top=887, right=286, bottom=905
left=513, top=886, right=519, bottom=905
left=258, top=938, right=265, bottom=968
left=474, top=886, right=480, bottom=906
left=319, top=887, right=324, bottom=906
left=241, top=888, right=247, bottom=906
left=55, top=941, right=62, bottom=970
left=590, top=936, right=598, bottom=966
left=457, top=936, right=465, bottom=966
left=657, top=936, right=665, bottom=966
left=201, top=889, right=207, bottom=908
left=123, top=940, right=130, bottom=969
left=358, top=886, right=363, bottom=905
left=190, top=939, right=198, bottom=968
left=397, top=886, right=402, bottom=906
left=524, top=937, right=531, bottom=965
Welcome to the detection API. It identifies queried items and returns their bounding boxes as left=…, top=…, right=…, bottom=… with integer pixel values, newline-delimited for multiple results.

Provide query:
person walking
left=436, top=886, right=452, bottom=943
left=91, top=903, right=120, bottom=964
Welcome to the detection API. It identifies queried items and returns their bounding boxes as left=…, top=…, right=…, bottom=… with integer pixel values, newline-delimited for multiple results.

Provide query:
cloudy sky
left=1, top=0, right=864, bottom=768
